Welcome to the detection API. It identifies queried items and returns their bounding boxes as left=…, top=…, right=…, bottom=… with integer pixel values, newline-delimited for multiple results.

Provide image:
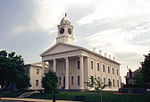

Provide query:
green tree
left=0, top=50, right=9, bottom=90
left=85, top=76, right=111, bottom=102
left=133, top=69, right=143, bottom=87
left=16, top=74, right=30, bottom=90
left=141, top=52, right=150, bottom=84
left=0, top=50, right=30, bottom=91
left=42, top=70, right=58, bottom=102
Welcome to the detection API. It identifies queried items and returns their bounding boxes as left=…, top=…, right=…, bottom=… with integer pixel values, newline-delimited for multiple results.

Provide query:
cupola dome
left=60, top=13, right=71, bottom=25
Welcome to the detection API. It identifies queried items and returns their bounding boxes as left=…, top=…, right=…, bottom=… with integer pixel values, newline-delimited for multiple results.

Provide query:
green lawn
left=28, top=91, right=150, bottom=102
left=0, top=91, right=25, bottom=97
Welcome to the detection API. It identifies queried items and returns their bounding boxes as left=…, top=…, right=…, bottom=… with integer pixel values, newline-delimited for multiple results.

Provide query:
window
left=97, top=63, right=100, bottom=71
left=59, top=77, right=61, bottom=85
left=113, top=79, right=115, bottom=87
left=36, top=80, right=38, bottom=86
left=78, top=61, right=80, bottom=69
left=37, top=69, right=39, bottom=74
left=91, top=61, right=93, bottom=69
left=103, top=77, right=106, bottom=85
left=103, top=65, right=105, bottom=72
left=71, top=76, right=74, bottom=85
left=78, top=76, right=80, bottom=85
left=112, top=68, right=114, bottom=74
left=117, top=69, right=118, bottom=75
left=117, top=80, right=119, bottom=87
left=108, top=66, right=110, bottom=73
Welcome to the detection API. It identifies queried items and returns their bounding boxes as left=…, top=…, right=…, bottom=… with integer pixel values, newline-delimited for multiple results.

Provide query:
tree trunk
left=52, top=91, right=55, bottom=102
left=101, top=91, right=102, bottom=102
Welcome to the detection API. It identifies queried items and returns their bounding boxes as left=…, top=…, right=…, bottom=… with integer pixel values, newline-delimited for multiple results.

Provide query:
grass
left=0, top=91, right=25, bottom=98
left=28, top=91, right=150, bottom=102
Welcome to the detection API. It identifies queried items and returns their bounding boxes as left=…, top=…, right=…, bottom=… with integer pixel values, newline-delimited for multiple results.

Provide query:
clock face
left=68, top=28, right=72, bottom=34
left=60, top=28, right=64, bottom=34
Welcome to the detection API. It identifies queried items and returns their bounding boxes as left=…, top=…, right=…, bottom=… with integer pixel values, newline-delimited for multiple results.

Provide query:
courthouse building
left=40, top=14, right=121, bottom=91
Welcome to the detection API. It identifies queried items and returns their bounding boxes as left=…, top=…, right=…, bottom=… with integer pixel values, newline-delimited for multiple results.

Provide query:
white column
left=65, top=57, right=69, bottom=90
left=85, top=57, right=89, bottom=89
left=42, top=61, right=45, bottom=74
left=53, top=59, right=56, bottom=72
left=48, top=61, right=50, bottom=70
left=80, top=56, right=84, bottom=89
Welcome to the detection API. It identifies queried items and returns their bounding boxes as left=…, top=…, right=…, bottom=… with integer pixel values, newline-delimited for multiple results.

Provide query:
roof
left=25, top=62, right=48, bottom=68
left=40, top=43, right=120, bottom=65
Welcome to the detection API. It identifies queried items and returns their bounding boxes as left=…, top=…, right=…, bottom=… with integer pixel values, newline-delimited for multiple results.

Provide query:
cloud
left=77, top=0, right=150, bottom=27
left=11, top=21, right=40, bottom=34
left=12, top=26, right=25, bottom=34
left=11, top=0, right=64, bottom=35
left=86, top=26, right=150, bottom=59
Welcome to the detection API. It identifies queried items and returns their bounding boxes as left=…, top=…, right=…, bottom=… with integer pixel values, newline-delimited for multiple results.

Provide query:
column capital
left=78, top=55, right=84, bottom=58
left=65, top=57, right=69, bottom=60
left=53, top=59, right=56, bottom=61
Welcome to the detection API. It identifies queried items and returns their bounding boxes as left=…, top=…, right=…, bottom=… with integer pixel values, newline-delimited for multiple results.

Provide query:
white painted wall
left=27, top=66, right=43, bottom=90
left=86, top=54, right=121, bottom=91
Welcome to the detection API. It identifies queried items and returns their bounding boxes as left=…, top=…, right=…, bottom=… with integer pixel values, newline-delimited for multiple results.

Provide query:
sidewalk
left=1, top=97, right=81, bottom=102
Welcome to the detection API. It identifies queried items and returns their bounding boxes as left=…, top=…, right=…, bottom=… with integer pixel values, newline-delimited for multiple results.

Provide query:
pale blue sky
left=1, top=0, right=150, bottom=82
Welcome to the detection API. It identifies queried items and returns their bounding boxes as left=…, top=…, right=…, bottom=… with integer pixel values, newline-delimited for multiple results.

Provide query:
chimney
left=93, top=47, right=96, bottom=52
left=113, top=57, right=115, bottom=60
left=104, top=53, right=107, bottom=57
left=99, top=50, right=102, bottom=55
left=109, top=55, right=111, bottom=59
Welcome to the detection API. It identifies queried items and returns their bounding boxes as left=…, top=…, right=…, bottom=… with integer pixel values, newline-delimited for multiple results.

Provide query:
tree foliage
left=42, top=70, right=58, bottom=93
left=85, top=76, right=112, bottom=102
left=0, top=50, right=30, bottom=91
left=42, top=70, right=58, bottom=102
left=133, top=52, right=150, bottom=88
left=16, top=74, right=30, bottom=89
left=133, top=69, right=143, bottom=87
left=141, top=52, right=150, bottom=84
left=85, top=76, right=111, bottom=92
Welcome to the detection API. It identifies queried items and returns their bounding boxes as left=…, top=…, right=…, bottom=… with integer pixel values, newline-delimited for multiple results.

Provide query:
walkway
left=1, top=97, right=81, bottom=102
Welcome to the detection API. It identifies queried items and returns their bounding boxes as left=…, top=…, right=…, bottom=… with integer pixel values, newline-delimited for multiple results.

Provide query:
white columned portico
left=65, top=57, right=69, bottom=90
left=80, top=56, right=84, bottom=89
left=53, top=59, right=56, bottom=72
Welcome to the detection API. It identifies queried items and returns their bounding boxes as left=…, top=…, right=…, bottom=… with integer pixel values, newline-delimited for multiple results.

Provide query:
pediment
left=40, top=43, right=80, bottom=56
